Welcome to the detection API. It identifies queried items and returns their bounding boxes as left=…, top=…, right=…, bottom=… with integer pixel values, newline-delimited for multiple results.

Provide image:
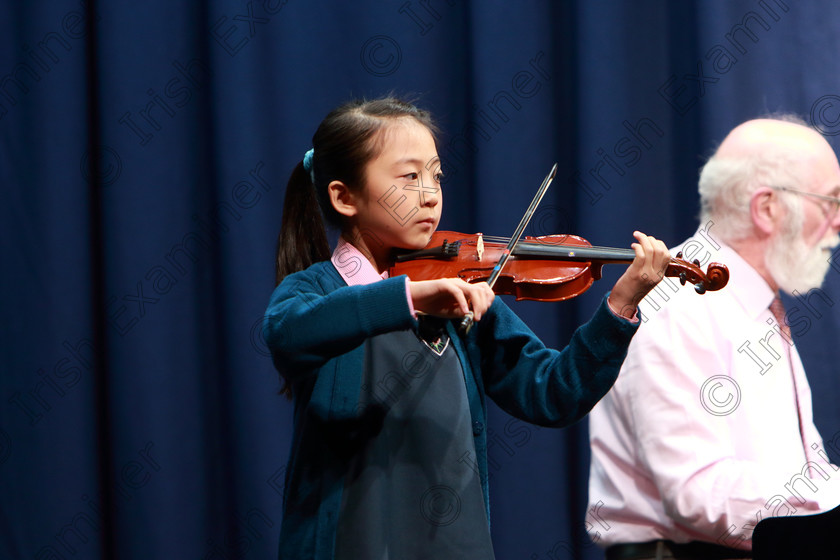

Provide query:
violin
left=390, top=231, right=729, bottom=302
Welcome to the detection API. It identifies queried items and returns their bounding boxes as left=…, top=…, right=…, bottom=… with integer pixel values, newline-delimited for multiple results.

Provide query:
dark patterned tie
left=416, top=315, right=450, bottom=356
left=769, top=296, right=791, bottom=341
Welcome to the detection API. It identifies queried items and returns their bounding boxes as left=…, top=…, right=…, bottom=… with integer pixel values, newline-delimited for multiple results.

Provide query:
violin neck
left=514, top=242, right=636, bottom=263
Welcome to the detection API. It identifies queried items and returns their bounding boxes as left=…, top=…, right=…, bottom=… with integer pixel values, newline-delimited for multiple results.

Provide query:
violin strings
left=480, top=235, right=637, bottom=254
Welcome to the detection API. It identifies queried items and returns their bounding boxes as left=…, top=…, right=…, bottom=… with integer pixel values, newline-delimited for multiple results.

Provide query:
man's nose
left=830, top=206, right=840, bottom=231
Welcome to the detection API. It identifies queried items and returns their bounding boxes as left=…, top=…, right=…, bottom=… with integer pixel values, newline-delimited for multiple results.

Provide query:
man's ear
left=328, top=180, right=358, bottom=218
left=750, top=187, right=781, bottom=236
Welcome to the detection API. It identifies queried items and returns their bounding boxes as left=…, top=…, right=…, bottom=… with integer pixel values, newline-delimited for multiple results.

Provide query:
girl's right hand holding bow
left=409, top=279, right=495, bottom=322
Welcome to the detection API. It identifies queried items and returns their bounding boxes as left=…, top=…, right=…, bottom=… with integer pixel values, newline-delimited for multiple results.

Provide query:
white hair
left=698, top=116, right=811, bottom=243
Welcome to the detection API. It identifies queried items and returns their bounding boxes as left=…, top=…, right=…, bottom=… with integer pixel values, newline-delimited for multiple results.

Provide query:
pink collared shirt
left=331, top=237, right=416, bottom=316
left=587, top=235, right=840, bottom=550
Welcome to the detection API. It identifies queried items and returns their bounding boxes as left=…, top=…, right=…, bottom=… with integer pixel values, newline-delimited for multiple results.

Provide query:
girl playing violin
left=264, top=96, right=671, bottom=559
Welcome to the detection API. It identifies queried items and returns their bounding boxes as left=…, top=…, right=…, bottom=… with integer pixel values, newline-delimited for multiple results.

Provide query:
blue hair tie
left=302, top=148, right=315, bottom=183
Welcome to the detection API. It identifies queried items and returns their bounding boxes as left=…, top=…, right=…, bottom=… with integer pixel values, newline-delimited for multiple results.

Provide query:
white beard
left=766, top=209, right=839, bottom=294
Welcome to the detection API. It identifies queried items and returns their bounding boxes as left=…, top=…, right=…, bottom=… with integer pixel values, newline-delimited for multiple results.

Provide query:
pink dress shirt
left=587, top=233, right=840, bottom=550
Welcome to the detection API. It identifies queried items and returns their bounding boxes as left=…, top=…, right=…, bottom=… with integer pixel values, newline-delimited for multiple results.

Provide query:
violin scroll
left=670, top=251, right=730, bottom=294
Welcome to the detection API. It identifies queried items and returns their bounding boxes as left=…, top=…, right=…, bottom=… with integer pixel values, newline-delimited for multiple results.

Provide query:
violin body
left=390, top=231, right=729, bottom=302
left=391, top=231, right=597, bottom=301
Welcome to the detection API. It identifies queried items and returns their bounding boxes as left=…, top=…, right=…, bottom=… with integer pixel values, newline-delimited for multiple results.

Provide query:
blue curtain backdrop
left=4, top=0, right=840, bottom=558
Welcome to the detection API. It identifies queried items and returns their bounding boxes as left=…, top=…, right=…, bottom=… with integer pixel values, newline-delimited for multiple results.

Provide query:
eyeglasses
left=770, top=185, right=840, bottom=217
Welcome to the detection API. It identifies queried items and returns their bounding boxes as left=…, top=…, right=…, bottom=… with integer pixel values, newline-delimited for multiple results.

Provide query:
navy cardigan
left=264, top=260, right=638, bottom=559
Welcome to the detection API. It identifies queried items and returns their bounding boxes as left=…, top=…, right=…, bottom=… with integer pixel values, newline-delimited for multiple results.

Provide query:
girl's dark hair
left=275, top=96, right=438, bottom=285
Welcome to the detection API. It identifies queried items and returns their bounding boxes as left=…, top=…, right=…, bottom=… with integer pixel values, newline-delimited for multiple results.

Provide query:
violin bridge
left=476, top=233, right=484, bottom=261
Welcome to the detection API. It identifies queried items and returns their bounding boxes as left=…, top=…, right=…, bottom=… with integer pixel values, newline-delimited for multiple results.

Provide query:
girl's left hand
left=608, top=231, right=671, bottom=320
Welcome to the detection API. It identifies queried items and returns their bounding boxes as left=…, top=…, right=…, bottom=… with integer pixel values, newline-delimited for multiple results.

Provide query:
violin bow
left=459, top=162, right=558, bottom=334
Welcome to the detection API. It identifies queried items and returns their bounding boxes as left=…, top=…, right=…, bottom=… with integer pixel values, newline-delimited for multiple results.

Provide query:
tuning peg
left=694, top=283, right=706, bottom=295
left=693, top=258, right=700, bottom=266
left=679, top=272, right=687, bottom=285
left=676, top=251, right=683, bottom=259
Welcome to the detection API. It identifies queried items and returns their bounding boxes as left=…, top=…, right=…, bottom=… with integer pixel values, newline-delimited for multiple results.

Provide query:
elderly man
left=587, top=117, right=840, bottom=560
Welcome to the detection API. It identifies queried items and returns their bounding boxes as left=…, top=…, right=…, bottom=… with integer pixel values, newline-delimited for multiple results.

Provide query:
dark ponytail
left=274, top=97, right=439, bottom=286
left=275, top=161, right=330, bottom=285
